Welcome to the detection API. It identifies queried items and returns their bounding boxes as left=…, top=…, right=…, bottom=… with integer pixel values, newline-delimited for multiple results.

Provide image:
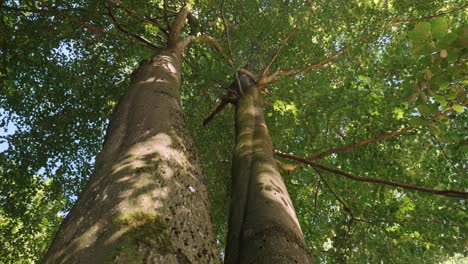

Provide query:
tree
left=224, top=73, right=313, bottom=263
left=41, top=8, right=221, bottom=263
left=1, top=0, right=467, bottom=263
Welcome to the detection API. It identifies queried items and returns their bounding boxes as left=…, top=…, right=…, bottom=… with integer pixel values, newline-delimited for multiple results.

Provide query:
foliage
left=0, top=0, right=466, bottom=262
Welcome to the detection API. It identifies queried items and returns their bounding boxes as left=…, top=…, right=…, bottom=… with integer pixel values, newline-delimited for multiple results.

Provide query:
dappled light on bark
left=43, top=49, right=219, bottom=263
left=226, top=77, right=313, bottom=263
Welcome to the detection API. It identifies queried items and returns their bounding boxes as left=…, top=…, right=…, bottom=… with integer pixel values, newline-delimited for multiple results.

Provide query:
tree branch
left=261, top=30, right=295, bottom=76
left=168, top=7, right=189, bottom=46
left=274, top=150, right=468, bottom=199
left=312, top=167, right=354, bottom=218
left=220, top=0, right=234, bottom=67
left=281, top=4, right=468, bottom=78
left=176, top=34, right=233, bottom=67
left=109, top=1, right=168, bottom=36
left=106, top=5, right=161, bottom=51
left=312, top=126, right=415, bottom=161
left=431, top=135, right=456, bottom=169
left=288, top=106, right=460, bottom=170
left=0, top=4, right=87, bottom=14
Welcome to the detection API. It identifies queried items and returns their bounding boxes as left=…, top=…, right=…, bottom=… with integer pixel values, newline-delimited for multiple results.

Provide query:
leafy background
left=0, top=0, right=466, bottom=262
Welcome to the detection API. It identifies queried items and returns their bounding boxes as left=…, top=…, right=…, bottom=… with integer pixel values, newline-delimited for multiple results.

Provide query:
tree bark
left=225, top=76, right=313, bottom=264
left=42, top=45, right=220, bottom=264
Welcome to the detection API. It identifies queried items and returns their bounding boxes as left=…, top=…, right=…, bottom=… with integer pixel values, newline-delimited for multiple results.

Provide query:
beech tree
left=41, top=8, right=222, bottom=263
left=1, top=0, right=467, bottom=263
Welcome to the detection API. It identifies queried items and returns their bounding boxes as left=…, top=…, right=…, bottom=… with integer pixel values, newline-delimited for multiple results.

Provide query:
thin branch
left=177, top=35, right=229, bottom=60
left=202, top=98, right=231, bottom=127
left=432, top=135, right=456, bottom=169
left=289, top=106, right=459, bottom=170
left=312, top=166, right=354, bottom=218
left=106, top=5, right=160, bottom=50
left=313, top=126, right=415, bottom=161
left=110, top=1, right=168, bottom=36
left=274, top=150, right=468, bottom=199
left=0, top=4, right=87, bottom=14
left=220, top=0, right=234, bottom=67
left=234, top=70, right=244, bottom=95
left=262, top=30, right=295, bottom=76
left=238, top=68, right=257, bottom=83
left=281, top=4, right=468, bottom=78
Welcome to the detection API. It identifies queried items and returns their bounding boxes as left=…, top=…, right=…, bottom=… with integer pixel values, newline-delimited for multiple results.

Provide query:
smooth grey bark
left=225, top=76, right=313, bottom=264
left=43, top=9, right=220, bottom=264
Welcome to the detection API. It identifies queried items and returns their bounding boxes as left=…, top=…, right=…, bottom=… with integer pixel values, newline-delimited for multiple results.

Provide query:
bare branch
left=312, top=167, right=354, bottom=218
left=176, top=35, right=232, bottom=64
left=289, top=106, right=460, bottom=170
left=262, top=31, right=295, bottom=76
left=312, top=126, right=414, bottom=161
left=238, top=68, right=257, bottom=83
left=274, top=150, right=468, bottom=199
left=203, top=99, right=231, bottom=127
left=220, top=0, right=234, bottom=67
left=282, top=4, right=468, bottom=77
left=110, top=1, right=168, bottom=36
left=0, top=4, right=87, bottom=14
left=106, top=5, right=161, bottom=50
left=431, top=135, right=457, bottom=169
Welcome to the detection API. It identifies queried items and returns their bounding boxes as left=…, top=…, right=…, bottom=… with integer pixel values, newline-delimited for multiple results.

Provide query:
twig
left=176, top=35, right=231, bottom=63
left=220, top=0, right=234, bottom=67
left=432, top=135, right=456, bottom=169
left=312, top=167, right=353, bottom=218
left=0, top=4, right=87, bottom=14
left=106, top=5, right=160, bottom=50
left=202, top=98, right=232, bottom=127
left=262, top=30, right=295, bottom=76
left=289, top=106, right=459, bottom=170
left=313, top=126, right=415, bottom=161
left=274, top=150, right=468, bottom=199
left=110, top=0, right=168, bottom=36
left=281, top=4, right=468, bottom=78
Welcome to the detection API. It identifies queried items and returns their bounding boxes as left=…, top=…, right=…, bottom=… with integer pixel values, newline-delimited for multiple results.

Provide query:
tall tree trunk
left=225, top=75, right=313, bottom=264
left=43, top=9, right=220, bottom=264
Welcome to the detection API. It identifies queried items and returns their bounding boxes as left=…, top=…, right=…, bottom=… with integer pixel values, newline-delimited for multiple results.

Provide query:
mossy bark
left=225, top=80, right=313, bottom=264
left=42, top=9, right=220, bottom=263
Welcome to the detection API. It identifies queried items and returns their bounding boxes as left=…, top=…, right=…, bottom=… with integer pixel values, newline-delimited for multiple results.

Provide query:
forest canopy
left=0, top=0, right=467, bottom=262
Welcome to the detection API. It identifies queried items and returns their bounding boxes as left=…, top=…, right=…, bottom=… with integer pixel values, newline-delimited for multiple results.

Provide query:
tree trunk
left=225, top=76, right=313, bottom=264
left=42, top=47, right=220, bottom=264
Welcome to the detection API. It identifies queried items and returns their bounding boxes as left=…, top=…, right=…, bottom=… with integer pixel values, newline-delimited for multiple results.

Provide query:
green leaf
left=410, top=22, right=431, bottom=42
left=446, top=92, right=457, bottom=100
left=393, top=107, right=404, bottom=120
left=433, top=95, right=445, bottom=103
left=437, top=32, right=458, bottom=49
left=435, top=79, right=450, bottom=90
left=460, top=144, right=468, bottom=154
left=452, top=105, right=464, bottom=113
left=409, top=117, right=426, bottom=127
left=428, top=124, right=441, bottom=136
left=418, top=105, right=431, bottom=116
left=410, top=43, right=431, bottom=55
left=431, top=17, right=448, bottom=40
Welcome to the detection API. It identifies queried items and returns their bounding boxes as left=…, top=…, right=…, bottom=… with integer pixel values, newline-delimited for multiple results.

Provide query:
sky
left=0, top=108, right=17, bottom=152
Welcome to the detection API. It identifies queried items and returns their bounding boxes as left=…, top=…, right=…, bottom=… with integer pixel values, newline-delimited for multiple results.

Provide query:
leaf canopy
left=0, top=0, right=467, bottom=262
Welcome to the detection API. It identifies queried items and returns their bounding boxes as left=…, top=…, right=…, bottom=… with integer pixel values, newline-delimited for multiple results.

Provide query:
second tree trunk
left=225, top=77, right=313, bottom=263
